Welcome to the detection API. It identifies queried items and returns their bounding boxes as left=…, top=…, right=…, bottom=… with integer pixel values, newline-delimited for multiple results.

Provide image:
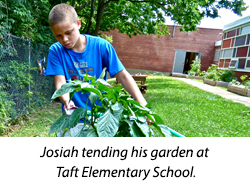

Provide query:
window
left=238, top=59, right=246, bottom=69
left=224, top=33, right=227, bottom=39
left=236, top=46, right=248, bottom=57
left=229, top=59, right=238, bottom=68
left=241, top=25, right=250, bottom=35
left=223, top=49, right=233, bottom=58
left=223, top=39, right=231, bottom=48
left=227, top=30, right=236, bottom=38
left=214, top=49, right=220, bottom=61
left=246, top=59, right=250, bottom=69
left=235, top=35, right=246, bottom=46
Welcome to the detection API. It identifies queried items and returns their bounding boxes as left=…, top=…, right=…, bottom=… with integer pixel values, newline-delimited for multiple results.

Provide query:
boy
left=46, top=3, right=147, bottom=117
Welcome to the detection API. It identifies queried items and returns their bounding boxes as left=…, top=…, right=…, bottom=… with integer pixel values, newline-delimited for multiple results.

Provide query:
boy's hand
left=64, top=100, right=75, bottom=110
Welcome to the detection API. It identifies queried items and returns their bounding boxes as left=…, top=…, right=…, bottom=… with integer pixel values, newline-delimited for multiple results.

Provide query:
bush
left=218, top=70, right=234, bottom=82
left=241, top=75, right=250, bottom=89
left=188, top=59, right=201, bottom=76
left=204, top=64, right=219, bottom=81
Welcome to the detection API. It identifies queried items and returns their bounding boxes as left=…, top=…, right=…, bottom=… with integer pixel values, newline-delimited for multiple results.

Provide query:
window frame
left=229, top=58, right=238, bottom=69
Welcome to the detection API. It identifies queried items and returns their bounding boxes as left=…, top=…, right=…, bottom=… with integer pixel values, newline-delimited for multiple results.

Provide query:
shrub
left=188, top=59, right=201, bottom=76
left=204, top=64, right=219, bottom=81
left=218, top=70, right=234, bottom=82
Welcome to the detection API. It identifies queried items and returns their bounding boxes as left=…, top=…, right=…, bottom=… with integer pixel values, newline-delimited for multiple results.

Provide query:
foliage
left=0, top=91, right=16, bottom=134
left=98, top=33, right=113, bottom=43
left=49, top=68, right=172, bottom=137
left=198, top=70, right=206, bottom=77
left=0, top=0, right=248, bottom=44
left=0, top=0, right=56, bottom=45
left=204, top=64, right=220, bottom=81
left=2, top=101, right=62, bottom=137
left=74, top=0, right=248, bottom=36
left=229, top=75, right=250, bottom=89
left=218, top=69, right=234, bottom=82
left=0, top=59, right=55, bottom=130
left=230, top=78, right=241, bottom=86
left=188, top=58, right=201, bottom=76
left=240, top=75, right=250, bottom=89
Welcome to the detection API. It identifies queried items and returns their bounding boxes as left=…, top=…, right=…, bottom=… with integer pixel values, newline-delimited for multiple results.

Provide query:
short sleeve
left=46, top=46, right=65, bottom=76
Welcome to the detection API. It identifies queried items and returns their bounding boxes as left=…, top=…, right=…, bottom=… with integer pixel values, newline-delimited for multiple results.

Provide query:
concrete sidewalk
left=172, top=77, right=250, bottom=107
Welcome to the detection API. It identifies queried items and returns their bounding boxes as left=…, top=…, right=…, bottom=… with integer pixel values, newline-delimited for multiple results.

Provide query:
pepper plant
left=48, top=68, right=171, bottom=137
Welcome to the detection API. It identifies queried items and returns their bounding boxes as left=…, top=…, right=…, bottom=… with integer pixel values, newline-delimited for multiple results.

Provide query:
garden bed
left=187, top=75, right=203, bottom=80
left=204, top=79, right=229, bottom=87
left=215, top=81, right=229, bottom=87
left=172, top=73, right=187, bottom=78
left=227, top=85, right=250, bottom=97
left=204, top=79, right=216, bottom=86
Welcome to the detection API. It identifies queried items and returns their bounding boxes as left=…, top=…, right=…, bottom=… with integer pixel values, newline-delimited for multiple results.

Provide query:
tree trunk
left=93, top=0, right=109, bottom=36
left=86, top=0, right=96, bottom=34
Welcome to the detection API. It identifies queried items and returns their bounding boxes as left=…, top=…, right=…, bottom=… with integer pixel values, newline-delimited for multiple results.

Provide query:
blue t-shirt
left=46, top=34, right=124, bottom=111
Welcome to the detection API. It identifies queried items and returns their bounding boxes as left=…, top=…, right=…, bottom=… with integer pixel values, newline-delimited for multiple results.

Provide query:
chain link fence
left=0, top=34, right=55, bottom=126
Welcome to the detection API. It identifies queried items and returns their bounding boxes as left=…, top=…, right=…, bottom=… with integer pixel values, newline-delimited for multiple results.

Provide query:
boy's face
left=50, top=19, right=81, bottom=51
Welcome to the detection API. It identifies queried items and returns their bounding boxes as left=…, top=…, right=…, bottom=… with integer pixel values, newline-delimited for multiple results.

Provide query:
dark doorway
left=183, top=52, right=199, bottom=74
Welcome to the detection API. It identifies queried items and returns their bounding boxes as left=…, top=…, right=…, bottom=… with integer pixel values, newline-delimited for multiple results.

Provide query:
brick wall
left=104, top=26, right=223, bottom=73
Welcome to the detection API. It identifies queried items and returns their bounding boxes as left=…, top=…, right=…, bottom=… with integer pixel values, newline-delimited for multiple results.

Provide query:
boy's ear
left=77, top=19, right=81, bottom=29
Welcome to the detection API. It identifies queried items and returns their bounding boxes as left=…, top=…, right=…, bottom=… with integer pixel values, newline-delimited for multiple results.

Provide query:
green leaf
left=152, top=123, right=172, bottom=137
left=77, top=129, right=98, bottom=137
left=150, top=113, right=164, bottom=124
left=158, top=124, right=172, bottom=137
left=51, top=83, right=78, bottom=100
left=99, top=67, right=107, bottom=79
left=97, top=78, right=111, bottom=87
left=48, top=115, right=70, bottom=135
left=111, top=102, right=124, bottom=121
left=137, top=116, right=146, bottom=122
left=125, top=120, right=145, bottom=137
left=135, top=120, right=149, bottom=137
left=89, top=92, right=99, bottom=105
left=82, top=87, right=103, bottom=97
left=70, top=91, right=76, bottom=100
left=127, top=105, right=136, bottom=117
left=69, top=108, right=87, bottom=128
left=96, top=109, right=120, bottom=137
left=126, top=98, right=141, bottom=106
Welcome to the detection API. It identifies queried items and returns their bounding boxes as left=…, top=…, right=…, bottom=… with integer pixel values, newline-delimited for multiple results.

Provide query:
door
left=172, top=50, right=186, bottom=73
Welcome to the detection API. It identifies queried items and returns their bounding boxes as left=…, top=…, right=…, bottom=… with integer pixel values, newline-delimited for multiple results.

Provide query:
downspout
left=172, top=21, right=176, bottom=37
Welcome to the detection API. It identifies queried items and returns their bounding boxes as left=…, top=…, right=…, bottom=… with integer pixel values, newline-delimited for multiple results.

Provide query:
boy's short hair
left=49, top=3, right=78, bottom=25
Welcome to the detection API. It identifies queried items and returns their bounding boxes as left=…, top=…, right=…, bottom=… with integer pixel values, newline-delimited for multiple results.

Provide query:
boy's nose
left=63, top=36, right=69, bottom=42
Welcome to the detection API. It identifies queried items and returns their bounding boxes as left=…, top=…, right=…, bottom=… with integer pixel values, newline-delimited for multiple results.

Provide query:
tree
left=0, top=0, right=58, bottom=45
left=0, top=0, right=248, bottom=45
left=73, top=0, right=248, bottom=37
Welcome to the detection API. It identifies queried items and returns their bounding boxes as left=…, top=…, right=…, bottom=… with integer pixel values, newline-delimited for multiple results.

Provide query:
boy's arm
left=53, top=75, right=75, bottom=109
left=115, top=69, right=147, bottom=106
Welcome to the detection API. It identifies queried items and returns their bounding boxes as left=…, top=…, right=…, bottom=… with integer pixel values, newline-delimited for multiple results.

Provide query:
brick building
left=218, top=15, right=250, bottom=80
left=105, top=25, right=223, bottom=75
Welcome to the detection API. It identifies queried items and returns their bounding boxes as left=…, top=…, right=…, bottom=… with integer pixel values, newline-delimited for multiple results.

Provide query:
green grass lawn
left=145, top=76, right=250, bottom=137
left=2, top=75, right=250, bottom=137
left=2, top=102, right=62, bottom=137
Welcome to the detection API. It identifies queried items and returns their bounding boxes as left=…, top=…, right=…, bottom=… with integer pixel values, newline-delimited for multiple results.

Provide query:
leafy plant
left=218, top=69, right=234, bottom=82
left=240, top=75, right=250, bottom=89
left=188, top=59, right=201, bottom=76
left=198, top=70, right=206, bottom=77
left=48, top=68, right=171, bottom=137
left=230, top=78, right=241, bottom=86
left=204, top=64, right=219, bottom=81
